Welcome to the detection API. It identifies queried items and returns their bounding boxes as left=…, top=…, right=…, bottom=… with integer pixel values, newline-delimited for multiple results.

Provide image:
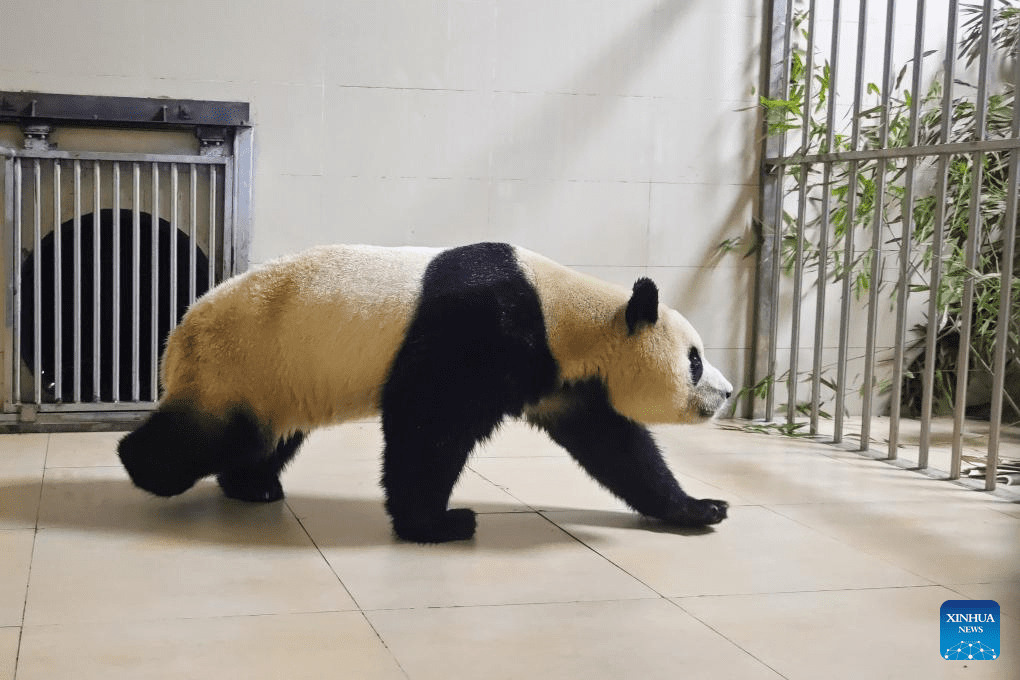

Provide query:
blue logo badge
left=941, top=600, right=999, bottom=661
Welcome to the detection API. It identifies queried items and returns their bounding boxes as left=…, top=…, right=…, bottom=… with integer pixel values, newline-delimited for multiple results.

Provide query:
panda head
left=604, top=277, right=732, bottom=424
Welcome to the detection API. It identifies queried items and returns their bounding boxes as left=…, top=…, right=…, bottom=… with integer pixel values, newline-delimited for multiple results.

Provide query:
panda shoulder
left=511, top=246, right=630, bottom=306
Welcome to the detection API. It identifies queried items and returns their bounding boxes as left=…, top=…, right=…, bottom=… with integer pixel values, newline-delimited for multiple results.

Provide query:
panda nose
left=725, top=390, right=732, bottom=400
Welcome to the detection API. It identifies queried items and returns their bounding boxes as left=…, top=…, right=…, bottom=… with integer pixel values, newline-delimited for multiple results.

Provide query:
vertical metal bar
left=132, top=162, right=141, bottom=402
left=222, top=158, right=234, bottom=277
left=888, top=0, right=927, bottom=459
left=150, top=163, right=159, bottom=401
left=983, top=29, right=1020, bottom=491
left=807, top=0, right=832, bottom=436
left=756, top=0, right=794, bottom=421
left=787, top=0, right=817, bottom=426
left=53, top=161, right=62, bottom=403
left=72, top=160, right=82, bottom=404
left=209, top=165, right=217, bottom=288
left=919, top=151, right=950, bottom=469
left=951, top=0, right=994, bottom=478
left=919, top=0, right=959, bottom=468
left=834, top=0, right=870, bottom=443
left=170, top=164, right=178, bottom=330
left=811, top=164, right=833, bottom=433
left=231, top=127, right=254, bottom=274
left=765, top=172, right=785, bottom=421
left=767, top=0, right=794, bottom=422
left=92, top=161, right=101, bottom=401
left=12, top=159, right=21, bottom=405
left=859, top=0, right=897, bottom=452
left=190, top=163, right=197, bottom=303
left=112, top=163, right=120, bottom=402
left=2, top=154, right=15, bottom=408
left=32, top=160, right=42, bottom=404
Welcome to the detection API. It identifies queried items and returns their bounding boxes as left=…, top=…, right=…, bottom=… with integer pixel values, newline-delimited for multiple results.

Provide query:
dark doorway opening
left=19, top=208, right=211, bottom=403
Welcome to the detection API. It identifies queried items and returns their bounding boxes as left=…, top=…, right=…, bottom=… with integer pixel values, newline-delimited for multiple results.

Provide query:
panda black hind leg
left=529, top=380, right=728, bottom=527
left=216, top=430, right=306, bottom=503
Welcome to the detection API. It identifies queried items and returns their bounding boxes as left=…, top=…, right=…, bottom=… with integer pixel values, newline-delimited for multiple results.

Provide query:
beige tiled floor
left=0, top=421, right=1017, bottom=679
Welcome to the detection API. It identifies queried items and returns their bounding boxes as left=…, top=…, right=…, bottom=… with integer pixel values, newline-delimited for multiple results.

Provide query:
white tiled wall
left=1, top=0, right=763, bottom=389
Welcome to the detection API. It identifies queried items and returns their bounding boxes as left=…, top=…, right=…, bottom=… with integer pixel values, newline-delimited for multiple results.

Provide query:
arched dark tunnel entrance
left=19, top=208, right=211, bottom=404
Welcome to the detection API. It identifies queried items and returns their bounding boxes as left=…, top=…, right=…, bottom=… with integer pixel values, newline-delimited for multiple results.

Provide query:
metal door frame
left=0, top=93, right=252, bottom=431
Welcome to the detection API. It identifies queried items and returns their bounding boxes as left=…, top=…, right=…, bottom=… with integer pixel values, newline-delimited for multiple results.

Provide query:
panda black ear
left=625, top=277, right=659, bottom=335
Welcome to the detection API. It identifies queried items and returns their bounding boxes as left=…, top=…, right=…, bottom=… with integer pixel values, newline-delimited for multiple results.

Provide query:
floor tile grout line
left=36, top=464, right=123, bottom=470
left=283, top=499, right=363, bottom=611
left=14, top=598, right=673, bottom=630
left=667, top=582, right=988, bottom=680
left=940, top=584, right=1020, bottom=622
left=736, top=498, right=1020, bottom=507
left=356, top=611, right=413, bottom=680
left=465, top=464, right=543, bottom=513
left=16, top=609, right=375, bottom=632
left=14, top=433, right=51, bottom=680
left=534, top=510, right=671, bottom=600
left=759, top=503, right=949, bottom=587
left=539, top=503, right=954, bottom=600
left=9, top=626, right=23, bottom=680
left=356, top=595, right=666, bottom=615
left=10, top=583, right=970, bottom=627
left=673, top=583, right=959, bottom=599
left=706, top=431, right=1020, bottom=503
left=279, top=499, right=415, bottom=675
left=666, top=597, right=792, bottom=680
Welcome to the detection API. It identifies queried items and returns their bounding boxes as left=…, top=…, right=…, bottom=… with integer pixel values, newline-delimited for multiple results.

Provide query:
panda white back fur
left=160, top=245, right=438, bottom=435
left=118, top=242, right=732, bottom=543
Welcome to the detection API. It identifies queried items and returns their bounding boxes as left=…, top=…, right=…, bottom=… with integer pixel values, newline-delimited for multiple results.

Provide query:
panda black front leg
left=529, top=380, right=728, bottom=528
left=380, top=422, right=487, bottom=543
left=380, top=440, right=479, bottom=543
left=217, top=431, right=306, bottom=503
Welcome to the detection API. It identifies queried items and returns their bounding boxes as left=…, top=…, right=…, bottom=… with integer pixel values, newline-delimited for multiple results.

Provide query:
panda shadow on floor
left=0, top=475, right=717, bottom=549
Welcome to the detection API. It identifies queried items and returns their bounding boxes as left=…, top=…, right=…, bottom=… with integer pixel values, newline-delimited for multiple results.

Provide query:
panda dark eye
left=689, top=347, right=703, bottom=385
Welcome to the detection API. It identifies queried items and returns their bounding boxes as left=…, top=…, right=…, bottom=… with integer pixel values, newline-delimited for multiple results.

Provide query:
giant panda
left=117, top=242, right=733, bottom=543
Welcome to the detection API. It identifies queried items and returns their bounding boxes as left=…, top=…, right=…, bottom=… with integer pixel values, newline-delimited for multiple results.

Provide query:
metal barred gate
left=754, top=1, right=1019, bottom=490
left=1, top=93, right=253, bottom=431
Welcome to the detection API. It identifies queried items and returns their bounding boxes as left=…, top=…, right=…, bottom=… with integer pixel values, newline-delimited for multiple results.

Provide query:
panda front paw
left=392, top=508, right=477, bottom=543
left=217, top=469, right=285, bottom=503
left=667, top=498, right=729, bottom=527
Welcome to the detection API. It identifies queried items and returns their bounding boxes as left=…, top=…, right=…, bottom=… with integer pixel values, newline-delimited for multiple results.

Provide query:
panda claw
left=217, top=470, right=285, bottom=503
left=700, top=499, right=729, bottom=524
left=667, top=498, right=729, bottom=527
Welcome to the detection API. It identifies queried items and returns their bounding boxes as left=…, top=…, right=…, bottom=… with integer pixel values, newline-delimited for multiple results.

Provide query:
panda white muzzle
left=697, top=361, right=733, bottom=418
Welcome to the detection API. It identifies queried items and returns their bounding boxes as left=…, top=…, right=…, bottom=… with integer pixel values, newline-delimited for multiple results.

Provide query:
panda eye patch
left=689, top=347, right=703, bottom=385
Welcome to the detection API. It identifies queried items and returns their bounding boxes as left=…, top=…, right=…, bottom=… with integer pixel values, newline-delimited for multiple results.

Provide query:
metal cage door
left=1, top=93, right=252, bottom=431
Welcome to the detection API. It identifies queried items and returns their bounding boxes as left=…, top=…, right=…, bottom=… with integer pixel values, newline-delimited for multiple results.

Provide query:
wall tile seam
left=645, top=264, right=754, bottom=271
left=0, top=69, right=335, bottom=90
left=491, top=178, right=659, bottom=185
left=648, top=180, right=760, bottom=187
left=328, top=85, right=758, bottom=104
left=770, top=346, right=903, bottom=352
left=317, top=177, right=759, bottom=189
